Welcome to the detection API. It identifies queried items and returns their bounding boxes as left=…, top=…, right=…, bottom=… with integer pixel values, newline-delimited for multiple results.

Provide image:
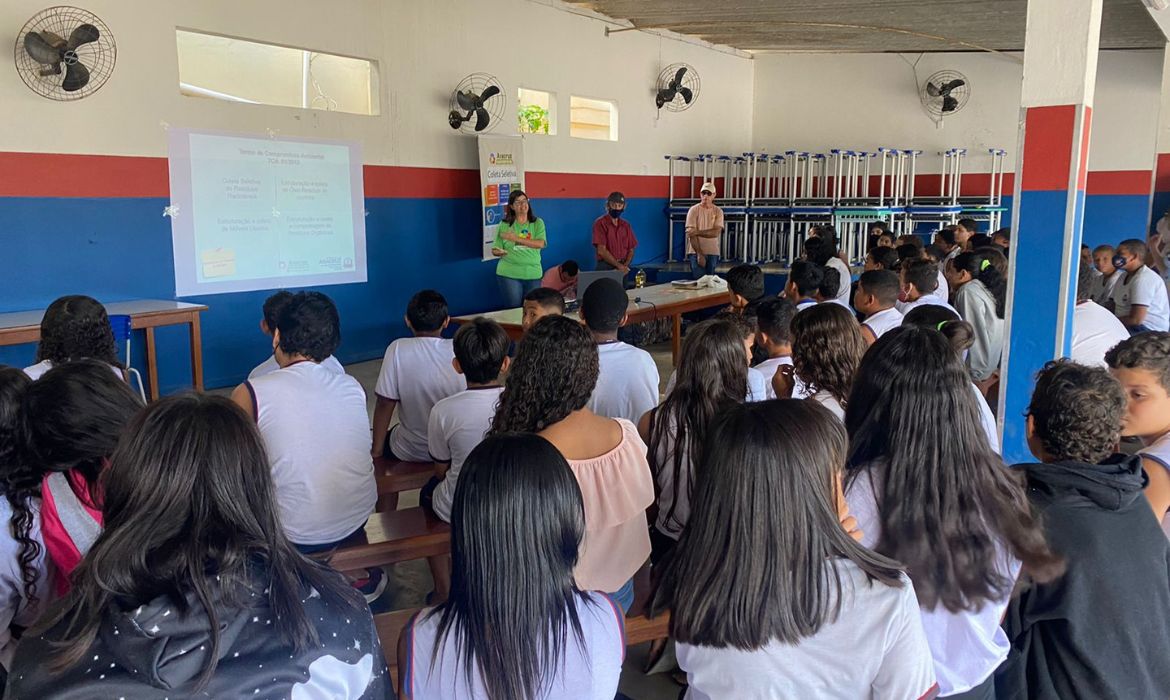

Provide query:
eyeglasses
left=701, top=191, right=714, bottom=197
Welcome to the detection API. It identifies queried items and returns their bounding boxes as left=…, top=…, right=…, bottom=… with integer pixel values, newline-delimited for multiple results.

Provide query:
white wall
left=0, top=0, right=754, bottom=176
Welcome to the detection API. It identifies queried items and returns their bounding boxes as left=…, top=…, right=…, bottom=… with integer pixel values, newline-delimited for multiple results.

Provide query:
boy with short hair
left=1000, top=359, right=1170, bottom=699
left=935, top=228, right=961, bottom=263
left=991, top=228, right=1011, bottom=250
left=897, top=259, right=957, bottom=314
left=755, top=297, right=797, bottom=399
left=955, top=218, right=978, bottom=250
left=521, top=287, right=565, bottom=331
left=815, top=267, right=849, bottom=309
left=864, top=246, right=900, bottom=272
left=854, top=270, right=903, bottom=345
left=1090, top=244, right=1122, bottom=308
left=726, top=263, right=766, bottom=315
left=785, top=261, right=824, bottom=311
left=248, top=291, right=344, bottom=379
left=371, top=290, right=466, bottom=462
left=1111, top=239, right=1170, bottom=332
left=541, top=259, right=580, bottom=299
left=582, top=278, right=660, bottom=423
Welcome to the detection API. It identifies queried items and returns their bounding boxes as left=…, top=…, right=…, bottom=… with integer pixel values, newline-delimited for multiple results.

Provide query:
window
left=176, top=30, right=379, bottom=116
left=517, top=88, right=556, bottom=135
left=570, top=96, right=618, bottom=141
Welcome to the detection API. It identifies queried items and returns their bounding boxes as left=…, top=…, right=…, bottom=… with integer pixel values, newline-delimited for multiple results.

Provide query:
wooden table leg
left=671, top=313, right=682, bottom=365
left=144, top=327, right=159, bottom=401
left=189, top=313, right=204, bottom=391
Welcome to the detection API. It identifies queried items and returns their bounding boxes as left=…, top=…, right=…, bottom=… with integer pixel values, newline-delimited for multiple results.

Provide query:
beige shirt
left=685, top=203, right=724, bottom=256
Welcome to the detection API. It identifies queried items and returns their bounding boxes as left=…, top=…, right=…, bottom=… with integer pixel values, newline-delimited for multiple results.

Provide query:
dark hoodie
left=6, top=575, right=392, bottom=699
left=997, top=454, right=1170, bottom=700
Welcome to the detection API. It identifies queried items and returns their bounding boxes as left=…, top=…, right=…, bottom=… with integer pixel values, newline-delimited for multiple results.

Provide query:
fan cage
left=920, top=70, right=970, bottom=118
left=657, top=62, right=701, bottom=113
left=449, top=72, right=506, bottom=134
left=14, top=6, right=116, bottom=101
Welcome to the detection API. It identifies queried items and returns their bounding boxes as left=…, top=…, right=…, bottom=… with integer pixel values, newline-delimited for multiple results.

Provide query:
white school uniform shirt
left=426, top=386, right=504, bottom=522
left=846, top=466, right=1021, bottom=696
left=678, top=560, right=937, bottom=700
left=1138, top=431, right=1170, bottom=537
left=826, top=257, right=854, bottom=303
left=896, top=294, right=957, bottom=316
left=0, top=498, right=49, bottom=671
left=936, top=268, right=951, bottom=303
left=248, top=361, right=377, bottom=545
left=249, top=353, right=343, bottom=379
left=375, top=337, right=466, bottom=462
left=1071, top=301, right=1130, bottom=368
left=1091, top=269, right=1123, bottom=306
left=1113, top=266, right=1170, bottom=331
left=755, top=355, right=793, bottom=400
left=22, top=359, right=123, bottom=382
left=588, top=341, right=660, bottom=424
left=971, top=383, right=999, bottom=453
left=820, top=298, right=853, bottom=311
left=861, top=307, right=903, bottom=340
left=795, top=298, right=818, bottom=313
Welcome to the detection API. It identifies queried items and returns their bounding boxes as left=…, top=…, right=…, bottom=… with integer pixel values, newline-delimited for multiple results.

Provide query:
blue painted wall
left=1082, top=194, right=1152, bottom=248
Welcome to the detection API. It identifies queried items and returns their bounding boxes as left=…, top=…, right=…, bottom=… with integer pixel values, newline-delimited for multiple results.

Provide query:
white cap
left=700, top=181, right=716, bottom=194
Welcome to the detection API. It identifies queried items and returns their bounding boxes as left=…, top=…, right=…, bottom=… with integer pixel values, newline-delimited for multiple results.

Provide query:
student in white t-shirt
left=814, top=267, right=852, bottom=311
left=1071, top=261, right=1129, bottom=368
left=804, top=234, right=852, bottom=304
left=248, top=291, right=344, bottom=379
left=854, top=270, right=904, bottom=345
left=785, top=260, right=824, bottom=313
left=371, top=290, right=466, bottom=462
left=656, top=400, right=938, bottom=700
left=23, top=295, right=126, bottom=382
left=1112, top=239, right=1170, bottom=333
left=844, top=326, right=1063, bottom=698
left=582, top=278, right=660, bottom=423
left=772, top=303, right=864, bottom=422
left=1091, top=244, right=1124, bottom=309
left=898, top=259, right=957, bottom=315
left=754, top=298, right=798, bottom=399
left=922, top=244, right=952, bottom=304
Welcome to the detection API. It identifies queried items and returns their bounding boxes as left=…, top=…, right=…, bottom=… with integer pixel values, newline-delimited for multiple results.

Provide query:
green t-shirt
left=494, top=218, right=547, bottom=280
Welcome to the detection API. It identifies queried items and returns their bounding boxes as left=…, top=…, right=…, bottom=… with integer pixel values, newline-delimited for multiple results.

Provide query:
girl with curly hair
left=24, top=295, right=123, bottom=381
left=491, top=315, right=653, bottom=613
left=772, top=303, right=865, bottom=421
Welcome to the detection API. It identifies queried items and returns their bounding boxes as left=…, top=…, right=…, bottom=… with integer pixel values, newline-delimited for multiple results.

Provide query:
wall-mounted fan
left=448, top=73, right=504, bottom=133
left=655, top=63, right=700, bottom=112
left=920, top=70, right=970, bottom=118
left=14, top=6, right=116, bottom=101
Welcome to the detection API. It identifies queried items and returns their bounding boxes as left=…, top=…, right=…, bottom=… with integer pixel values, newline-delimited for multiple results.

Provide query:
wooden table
left=452, top=283, right=730, bottom=364
left=0, top=299, right=208, bottom=399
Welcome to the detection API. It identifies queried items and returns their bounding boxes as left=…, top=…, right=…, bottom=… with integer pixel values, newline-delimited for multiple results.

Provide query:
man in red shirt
left=592, top=191, right=637, bottom=279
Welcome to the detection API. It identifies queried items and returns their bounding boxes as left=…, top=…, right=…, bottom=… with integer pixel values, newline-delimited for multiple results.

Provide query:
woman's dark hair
left=37, top=393, right=356, bottom=687
left=430, top=433, right=590, bottom=700
left=491, top=315, right=598, bottom=433
left=22, top=360, right=143, bottom=504
left=844, top=326, right=1062, bottom=612
left=791, top=304, right=864, bottom=407
left=1028, top=360, right=1126, bottom=464
left=902, top=305, right=975, bottom=354
left=275, top=291, right=340, bottom=362
left=975, top=246, right=1009, bottom=277
left=649, top=319, right=748, bottom=534
left=655, top=400, right=905, bottom=648
left=952, top=251, right=1008, bottom=318
left=34, top=295, right=120, bottom=368
left=0, top=367, right=41, bottom=607
left=503, top=189, right=538, bottom=224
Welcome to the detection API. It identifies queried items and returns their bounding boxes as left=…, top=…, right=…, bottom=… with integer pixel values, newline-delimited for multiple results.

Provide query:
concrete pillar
left=1000, top=0, right=1102, bottom=463
left=1151, top=45, right=1170, bottom=227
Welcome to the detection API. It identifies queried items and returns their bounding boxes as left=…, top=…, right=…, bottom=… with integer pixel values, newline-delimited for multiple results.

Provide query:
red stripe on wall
left=363, top=165, right=478, bottom=199
left=0, top=152, right=170, bottom=198
left=1084, top=170, right=1150, bottom=196
left=1021, top=105, right=1077, bottom=192
left=527, top=171, right=667, bottom=199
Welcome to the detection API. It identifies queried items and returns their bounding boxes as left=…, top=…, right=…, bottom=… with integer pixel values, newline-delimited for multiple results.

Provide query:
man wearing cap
left=686, top=182, right=725, bottom=279
left=593, top=191, right=638, bottom=278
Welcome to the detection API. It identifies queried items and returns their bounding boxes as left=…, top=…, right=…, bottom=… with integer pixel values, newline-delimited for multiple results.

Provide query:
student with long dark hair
left=399, top=433, right=625, bottom=699
left=8, top=393, right=388, bottom=698
left=491, top=315, right=653, bottom=612
left=844, top=327, right=1062, bottom=698
left=656, top=400, right=938, bottom=699
left=22, top=360, right=142, bottom=594
left=947, top=250, right=1006, bottom=384
left=773, top=303, right=865, bottom=421
left=24, top=295, right=123, bottom=381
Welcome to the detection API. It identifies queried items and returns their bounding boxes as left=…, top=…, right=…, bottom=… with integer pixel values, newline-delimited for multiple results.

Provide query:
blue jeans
left=497, top=275, right=540, bottom=309
left=608, top=577, right=635, bottom=614
left=688, top=253, right=720, bottom=279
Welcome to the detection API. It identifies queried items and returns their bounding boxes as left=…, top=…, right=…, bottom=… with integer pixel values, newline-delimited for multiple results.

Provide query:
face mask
left=1113, top=255, right=1128, bottom=269
left=608, top=208, right=623, bottom=219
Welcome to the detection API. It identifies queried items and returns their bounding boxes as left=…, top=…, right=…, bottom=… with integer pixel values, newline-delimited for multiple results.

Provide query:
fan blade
left=62, top=61, right=91, bottom=92
left=474, top=107, right=490, bottom=132
left=478, top=84, right=500, bottom=103
left=940, top=78, right=966, bottom=93
left=456, top=90, right=477, bottom=111
left=655, top=93, right=666, bottom=109
left=673, top=66, right=687, bottom=86
left=926, top=82, right=941, bottom=97
left=942, top=96, right=959, bottom=113
left=24, top=32, right=62, bottom=65
left=66, top=24, right=100, bottom=50
left=658, top=88, right=678, bottom=105
left=678, top=86, right=694, bottom=104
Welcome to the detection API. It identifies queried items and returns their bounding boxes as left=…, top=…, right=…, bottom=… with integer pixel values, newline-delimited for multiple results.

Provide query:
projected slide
left=167, top=129, right=367, bottom=296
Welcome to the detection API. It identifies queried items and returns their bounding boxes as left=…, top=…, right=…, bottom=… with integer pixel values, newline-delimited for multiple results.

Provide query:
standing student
left=685, top=182, right=724, bottom=279
left=1111, top=238, right=1170, bottom=333
left=371, top=290, right=466, bottom=462
left=1105, top=332, right=1170, bottom=534
left=844, top=327, right=1062, bottom=698
left=23, top=295, right=124, bottom=382
left=922, top=244, right=952, bottom=303
left=540, top=259, right=579, bottom=299
left=998, top=360, right=1170, bottom=700
left=935, top=228, right=961, bottom=264
left=492, top=190, right=547, bottom=308
left=754, top=298, right=797, bottom=398
left=521, top=287, right=565, bottom=332
left=726, top=263, right=766, bottom=315
left=773, top=303, right=865, bottom=421
left=898, top=259, right=957, bottom=315
left=805, top=235, right=852, bottom=304
left=21, top=360, right=142, bottom=595
left=399, top=434, right=625, bottom=700
left=1071, top=261, right=1129, bottom=368
left=582, top=278, right=660, bottom=424
left=9, top=394, right=388, bottom=699
left=947, top=251, right=1007, bottom=386
left=249, top=290, right=344, bottom=379
left=593, top=191, right=637, bottom=277
left=854, top=270, right=904, bottom=345
left=491, top=315, right=653, bottom=612
left=657, top=400, right=938, bottom=700
left=954, top=218, right=978, bottom=251
left=784, top=260, right=825, bottom=311
left=1090, top=244, right=1122, bottom=309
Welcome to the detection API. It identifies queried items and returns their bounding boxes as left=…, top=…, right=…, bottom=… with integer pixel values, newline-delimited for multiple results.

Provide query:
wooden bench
left=328, top=507, right=450, bottom=574
left=374, top=458, right=434, bottom=512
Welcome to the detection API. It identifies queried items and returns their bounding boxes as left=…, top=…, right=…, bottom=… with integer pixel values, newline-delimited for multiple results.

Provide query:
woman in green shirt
left=492, top=190, right=547, bottom=308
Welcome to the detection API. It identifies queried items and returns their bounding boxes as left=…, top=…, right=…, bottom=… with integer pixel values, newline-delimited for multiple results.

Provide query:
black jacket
left=997, top=455, right=1170, bottom=699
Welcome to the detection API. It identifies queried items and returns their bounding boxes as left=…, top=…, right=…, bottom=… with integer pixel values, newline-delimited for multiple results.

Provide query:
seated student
left=663, top=313, right=767, bottom=402
left=22, top=360, right=142, bottom=595
left=955, top=218, right=979, bottom=250
left=400, top=433, right=625, bottom=699
left=1090, top=244, right=1122, bottom=309
left=726, top=263, right=766, bottom=315
left=492, top=315, right=653, bottom=612
left=541, top=259, right=580, bottom=299
left=1111, top=238, right=1170, bottom=333
left=804, top=235, right=851, bottom=304
left=772, top=303, right=865, bottom=421
left=581, top=278, right=659, bottom=424
left=897, top=258, right=957, bottom=315
left=854, top=270, right=904, bottom=345
left=754, top=298, right=797, bottom=398
left=1071, top=260, right=1129, bottom=368
left=784, top=260, right=824, bottom=312
left=895, top=243, right=923, bottom=268
left=991, top=228, right=1011, bottom=251
left=935, top=228, right=962, bottom=264
left=897, top=233, right=925, bottom=249
left=657, top=400, right=938, bottom=700
left=997, top=360, right=1170, bottom=700
left=874, top=230, right=896, bottom=248
left=947, top=250, right=1007, bottom=387
left=1106, top=332, right=1170, bottom=534
left=923, top=243, right=952, bottom=303
left=24, top=295, right=124, bottom=381
left=845, top=327, right=1062, bottom=698
left=249, top=291, right=344, bottom=379
left=814, top=266, right=850, bottom=310
left=372, top=290, right=466, bottom=462
left=9, top=394, right=388, bottom=699
left=521, top=287, right=565, bottom=332
left=863, top=245, right=899, bottom=273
